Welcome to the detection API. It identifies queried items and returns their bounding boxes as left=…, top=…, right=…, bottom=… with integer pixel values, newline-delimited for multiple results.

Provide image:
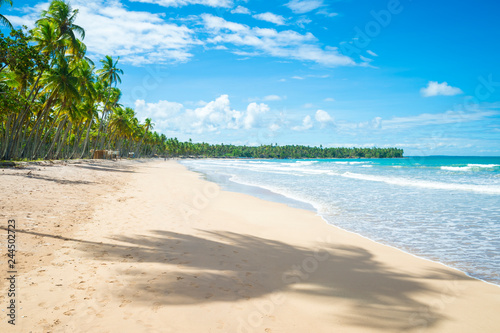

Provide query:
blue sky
left=4, top=0, right=500, bottom=155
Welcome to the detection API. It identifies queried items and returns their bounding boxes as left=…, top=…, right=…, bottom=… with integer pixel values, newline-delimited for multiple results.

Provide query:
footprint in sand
left=152, top=302, right=163, bottom=312
left=63, top=309, right=75, bottom=316
left=119, top=300, right=132, bottom=307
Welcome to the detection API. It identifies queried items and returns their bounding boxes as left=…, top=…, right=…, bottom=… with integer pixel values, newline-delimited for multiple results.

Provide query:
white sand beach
left=1, top=159, right=499, bottom=332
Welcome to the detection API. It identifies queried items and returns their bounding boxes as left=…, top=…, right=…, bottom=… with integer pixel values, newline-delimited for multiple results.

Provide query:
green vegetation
left=162, top=141, right=403, bottom=159
left=0, top=0, right=403, bottom=161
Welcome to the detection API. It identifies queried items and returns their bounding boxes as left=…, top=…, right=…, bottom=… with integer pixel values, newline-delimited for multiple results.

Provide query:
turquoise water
left=180, top=157, right=500, bottom=285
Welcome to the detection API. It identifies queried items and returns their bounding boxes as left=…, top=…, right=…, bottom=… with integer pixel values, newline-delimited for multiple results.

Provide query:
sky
left=3, top=0, right=500, bottom=155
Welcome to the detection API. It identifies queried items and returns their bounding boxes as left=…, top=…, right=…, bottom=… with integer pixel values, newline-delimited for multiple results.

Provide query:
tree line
left=0, top=0, right=403, bottom=161
left=163, top=140, right=403, bottom=158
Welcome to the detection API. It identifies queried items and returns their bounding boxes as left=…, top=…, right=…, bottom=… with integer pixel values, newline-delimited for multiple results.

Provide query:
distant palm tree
left=136, top=118, right=154, bottom=157
left=0, top=0, right=13, bottom=30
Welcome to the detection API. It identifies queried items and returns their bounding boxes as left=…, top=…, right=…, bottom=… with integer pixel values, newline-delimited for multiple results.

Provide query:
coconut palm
left=97, top=55, right=123, bottom=88
left=38, top=0, right=84, bottom=50
left=93, top=55, right=123, bottom=150
left=0, top=0, right=13, bottom=30
left=29, top=55, right=80, bottom=159
left=136, top=118, right=154, bottom=157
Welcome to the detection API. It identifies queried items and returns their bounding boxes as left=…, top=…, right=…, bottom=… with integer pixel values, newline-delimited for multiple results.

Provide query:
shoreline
left=181, top=157, right=500, bottom=285
left=193, top=165, right=500, bottom=288
left=1, top=159, right=499, bottom=332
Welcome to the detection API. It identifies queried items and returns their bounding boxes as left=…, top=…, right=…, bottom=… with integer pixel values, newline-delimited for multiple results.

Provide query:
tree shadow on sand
left=71, top=229, right=472, bottom=331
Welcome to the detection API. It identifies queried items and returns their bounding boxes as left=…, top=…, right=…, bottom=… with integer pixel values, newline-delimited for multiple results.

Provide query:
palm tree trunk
left=29, top=106, right=53, bottom=159
left=20, top=107, right=50, bottom=158
left=93, top=88, right=112, bottom=151
left=1, top=114, right=14, bottom=160
left=31, top=108, right=61, bottom=159
left=69, top=122, right=85, bottom=159
left=54, top=120, right=72, bottom=160
left=80, top=118, right=93, bottom=159
left=43, top=115, right=66, bottom=160
left=5, top=76, right=43, bottom=159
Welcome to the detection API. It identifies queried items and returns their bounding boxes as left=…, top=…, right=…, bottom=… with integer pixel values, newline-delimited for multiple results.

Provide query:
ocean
left=180, top=156, right=500, bottom=285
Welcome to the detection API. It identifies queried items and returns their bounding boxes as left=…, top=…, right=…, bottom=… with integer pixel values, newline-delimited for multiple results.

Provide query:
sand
left=0, top=159, right=499, bottom=333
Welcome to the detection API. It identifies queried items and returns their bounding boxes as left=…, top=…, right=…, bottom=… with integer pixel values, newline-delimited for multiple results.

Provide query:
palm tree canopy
left=97, top=55, right=123, bottom=87
left=38, top=0, right=85, bottom=47
left=0, top=0, right=14, bottom=29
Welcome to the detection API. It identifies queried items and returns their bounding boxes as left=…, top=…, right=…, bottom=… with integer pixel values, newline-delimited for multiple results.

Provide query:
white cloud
left=315, top=109, right=333, bottom=123
left=367, top=50, right=378, bottom=57
left=135, top=99, right=184, bottom=120
left=292, top=115, right=313, bottom=131
left=202, top=14, right=355, bottom=67
left=292, top=76, right=305, bottom=80
left=10, top=0, right=198, bottom=65
left=359, top=55, right=373, bottom=63
left=12, top=3, right=354, bottom=67
left=253, top=12, right=286, bottom=25
left=135, top=95, right=270, bottom=133
left=381, top=109, right=497, bottom=129
left=263, top=95, right=282, bottom=101
left=303, top=103, right=314, bottom=108
left=231, top=5, right=250, bottom=14
left=307, top=74, right=329, bottom=78
left=269, top=123, right=281, bottom=131
left=316, top=10, right=338, bottom=17
left=130, top=0, right=233, bottom=8
left=420, top=81, right=463, bottom=97
left=248, top=95, right=283, bottom=102
left=285, top=0, right=323, bottom=14
left=296, top=17, right=312, bottom=28
left=244, top=102, right=270, bottom=129
left=324, top=97, right=335, bottom=102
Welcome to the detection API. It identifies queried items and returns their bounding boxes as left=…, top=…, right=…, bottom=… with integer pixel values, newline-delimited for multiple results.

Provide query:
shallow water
left=181, top=156, right=500, bottom=285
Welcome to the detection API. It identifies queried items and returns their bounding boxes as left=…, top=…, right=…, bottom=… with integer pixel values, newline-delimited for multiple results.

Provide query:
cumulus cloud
left=231, top=5, right=250, bottom=14
left=135, top=99, right=184, bottom=119
left=292, top=115, right=313, bottom=131
left=244, top=103, right=270, bottom=129
left=201, top=14, right=355, bottom=67
left=420, top=81, right=463, bottom=97
left=135, top=95, right=270, bottom=133
left=315, top=109, right=333, bottom=123
left=129, top=0, right=233, bottom=8
left=285, top=0, right=323, bottom=14
left=253, top=12, right=286, bottom=25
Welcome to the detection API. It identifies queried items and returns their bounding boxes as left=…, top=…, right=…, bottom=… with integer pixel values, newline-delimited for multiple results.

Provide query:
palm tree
left=38, top=0, right=84, bottom=50
left=0, top=0, right=13, bottom=30
left=32, top=20, right=61, bottom=62
left=97, top=55, right=123, bottom=88
left=93, top=55, right=123, bottom=151
left=135, top=118, right=155, bottom=157
left=30, top=55, right=80, bottom=159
